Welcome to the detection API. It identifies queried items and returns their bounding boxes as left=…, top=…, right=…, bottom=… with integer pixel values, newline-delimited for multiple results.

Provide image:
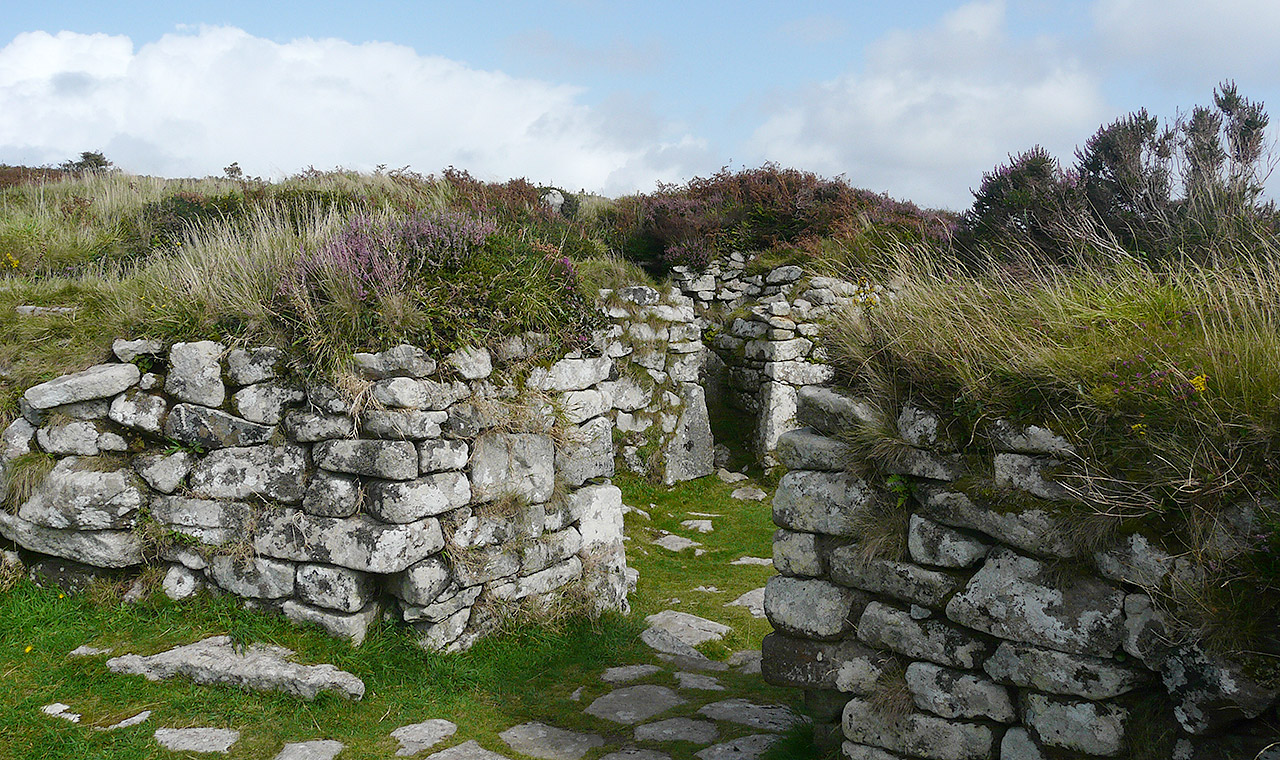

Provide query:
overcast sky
left=2, top=1, right=1278, bottom=210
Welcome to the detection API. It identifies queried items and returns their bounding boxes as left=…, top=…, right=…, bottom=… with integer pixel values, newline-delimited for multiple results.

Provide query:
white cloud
left=0, top=26, right=700, bottom=193
left=748, top=0, right=1107, bottom=210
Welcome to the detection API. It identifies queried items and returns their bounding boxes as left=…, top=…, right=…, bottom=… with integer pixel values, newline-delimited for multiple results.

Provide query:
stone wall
left=760, top=386, right=1280, bottom=759
left=0, top=336, right=633, bottom=651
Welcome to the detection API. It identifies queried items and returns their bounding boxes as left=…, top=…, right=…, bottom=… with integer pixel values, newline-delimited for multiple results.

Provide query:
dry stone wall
left=0, top=336, right=635, bottom=651
left=761, top=386, right=1280, bottom=759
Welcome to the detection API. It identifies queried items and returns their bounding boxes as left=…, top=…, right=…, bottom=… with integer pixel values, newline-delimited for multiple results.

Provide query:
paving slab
left=653, top=534, right=701, bottom=552
left=694, top=735, right=775, bottom=760
left=675, top=671, right=725, bottom=691
left=273, top=740, right=345, bottom=760
left=645, top=610, right=731, bottom=647
left=641, top=627, right=706, bottom=659
left=499, top=722, right=604, bottom=760
left=725, top=588, right=766, bottom=618
left=602, top=664, right=664, bottom=683
left=697, top=699, right=805, bottom=732
left=681, top=519, right=714, bottom=533
left=634, top=718, right=719, bottom=744
left=585, top=684, right=686, bottom=724
left=426, top=741, right=512, bottom=759
left=153, top=727, right=241, bottom=753
left=392, top=719, right=459, bottom=756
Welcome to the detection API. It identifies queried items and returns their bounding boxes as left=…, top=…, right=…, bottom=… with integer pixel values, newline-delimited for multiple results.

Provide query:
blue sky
left=2, top=1, right=1278, bottom=209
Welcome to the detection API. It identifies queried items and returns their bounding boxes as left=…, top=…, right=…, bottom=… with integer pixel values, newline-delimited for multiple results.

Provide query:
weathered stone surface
left=586, top=685, right=686, bottom=724
left=360, top=410, right=447, bottom=440
left=162, top=564, right=201, bottom=600
left=134, top=450, right=195, bottom=493
left=827, top=552, right=961, bottom=608
left=529, top=357, right=612, bottom=392
left=207, top=555, right=295, bottom=599
left=510, top=556, right=582, bottom=600
left=0, top=418, right=35, bottom=459
left=272, top=740, right=344, bottom=760
left=445, top=345, right=492, bottom=379
left=558, top=389, right=609, bottom=425
left=23, top=363, right=140, bottom=409
left=731, top=486, right=766, bottom=501
left=164, top=404, right=275, bottom=449
left=17, top=457, right=145, bottom=530
left=775, top=428, right=850, bottom=472
left=366, top=472, right=471, bottom=523
left=841, top=743, right=909, bottom=760
left=419, top=379, right=471, bottom=410
left=761, top=633, right=886, bottom=693
left=1021, top=693, right=1127, bottom=755
left=998, top=729, right=1045, bottom=760
left=500, top=722, right=603, bottom=760
left=907, top=515, right=989, bottom=569
left=663, top=382, right=714, bottom=484
left=283, top=412, right=353, bottom=442
left=600, top=377, right=648, bottom=412
left=983, top=641, right=1149, bottom=700
left=745, top=338, right=811, bottom=363
left=857, top=602, right=988, bottom=669
left=471, top=433, right=554, bottom=503
left=764, top=360, right=833, bottom=385
left=795, top=386, right=875, bottom=438
left=166, top=341, right=226, bottom=407
left=354, top=344, right=437, bottom=379
left=233, top=381, right=304, bottom=425
left=946, top=548, right=1125, bottom=656
left=313, top=439, right=418, bottom=480
left=1161, top=644, right=1280, bottom=734
left=0, top=510, right=143, bottom=568
left=302, top=470, right=362, bottom=518
left=695, top=735, right=774, bottom=760
left=993, top=453, right=1070, bottom=500
left=913, top=483, right=1075, bottom=558
left=768, top=527, right=819, bottom=573
left=390, top=556, right=451, bottom=606
left=755, top=382, right=798, bottom=465
left=450, top=502, right=543, bottom=549
left=35, top=419, right=103, bottom=455
left=451, top=543, right=521, bottom=587
left=646, top=610, right=731, bottom=647
left=989, top=419, right=1074, bottom=455
left=558, top=416, right=614, bottom=487
left=764, top=576, right=861, bottom=640
left=640, top=627, right=706, bottom=659
left=189, top=445, right=307, bottom=503
left=282, top=600, right=380, bottom=646
left=725, top=587, right=764, bottom=618
left=150, top=496, right=253, bottom=545
left=1094, top=532, right=1182, bottom=590
left=884, top=449, right=964, bottom=481
left=772, top=470, right=873, bottom=536
left=697, top=699, right=804, bottom=732
left=297, top=564, right=377, bottom=613
left=521, top=527, right=583, bottom=574
left=391, top=719, right=457, bottom=756
left=255, top=511, right=444, bottom=573
left=674, top=671, right=723, bottom=690
left=602, top=664, right=663, bottom=683
left=112, top=338, right=164, bottom=362
left=424, top=740, right=511, bottom=759
left=108, top=389, right=168, bottom=434
left=226, top=346, right=283, bottom=385
left=635, top=718, right=718, bottom=744
left=419, top=439, right=469, bottom=472
left=108, top=635, right=364, bottom=699
left=904, top=662, right=1015, bottom=723
left=153, top=727, right=240, bottom=753
left=842, top=699, right=993, bottom=760
left=372, top=377, right=427, bottom=409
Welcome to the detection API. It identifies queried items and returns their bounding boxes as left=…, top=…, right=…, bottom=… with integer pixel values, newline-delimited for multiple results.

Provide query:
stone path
left=153, top=727, right=241, bottom=753
left=586, top=685, right=687, bottom=724
left=392, top=719, right=458, bottom=755
left=499, top=722, right=604, bottom=760
left=273, top=740, right=345, bottom=760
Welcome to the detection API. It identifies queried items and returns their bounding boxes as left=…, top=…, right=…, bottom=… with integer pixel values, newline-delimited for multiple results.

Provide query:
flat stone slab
left=499, top=722, right=604, bottom=760
left=393, top=719, right=458, bottom=756
left=645, top=610, right=731, bottom=647
left=69, top=645, right=112, bottom=657
left=586, top=685, right=686, bottom=724
left=602, top=664, right=663, bottom=683
left=728, top=650, right=762, bottom=674
left=41, top=703, right=81, bottom=723
left=653, top=534, right=701, bottom=552
left=717, top=469, right=749, bottom=484
left=725, top=588, right=765, bottom=618
left=154, top=727, right=240, bottom=753
left=675, top=672, right=725, bottom=691
left=635, top=718, right=719, bottom=744
left=426, top=740, right=512, bottom=759
left=730, top=556, right=772, bottom=566
left=730, top=486, right=767, bottom=501
left=641, top=627, right=708, bottom=659
left=681, top=519, right=714, bottom=533
left=694, top=735, right=775, bottom=760
left=107, top=635, right=365, bottom=701
left=696, top=700, right=805, bottom=732
left=98, top=710, right=151, bottom=731
left=273, top=740, right=345, bottom=760
left=602, top=750, right=671, bottom=760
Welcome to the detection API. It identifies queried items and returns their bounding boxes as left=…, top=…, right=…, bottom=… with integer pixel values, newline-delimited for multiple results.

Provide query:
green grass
left=0, top=473, right=805, bottom=760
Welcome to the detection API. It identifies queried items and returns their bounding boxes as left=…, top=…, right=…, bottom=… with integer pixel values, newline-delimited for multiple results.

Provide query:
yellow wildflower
left=24, top=645, right=33, bottom=653
left=1190, top=374, right=1208, bottom=393
left=1130, top=423, right=1147, bottom=436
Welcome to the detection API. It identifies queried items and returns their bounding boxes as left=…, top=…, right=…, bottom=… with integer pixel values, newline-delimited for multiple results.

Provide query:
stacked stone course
left=762, top=386, right=1280, bottom=759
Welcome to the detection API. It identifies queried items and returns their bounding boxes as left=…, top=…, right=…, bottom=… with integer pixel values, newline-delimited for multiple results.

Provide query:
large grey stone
left=272, top=740, right=344, bottom=760
left=569, top=484, right=625, bottom=551
left=419, top=379, right=471, bottom=410
left=696, top=699, right=804, bottom=732
left=694, top=735, right=774, bottom=760
left=254, top=511, right=444, bottom=573
left=841, top=699, right=993, bottom=760
left=993, top=453, right=1070, bottom=500
left=226, top=346, right=283, bottom=385
left=166, top=341, right=226, bottom=407
left=827, top=552, right=961, bottom=608
left=1094, top=532, right=1182, bottom=590
left=904, top=662, right=1015, bottom=723
left=857, top=602, right=988, bottom=669
left=907, top=515, right=990, bottom=569
left=446, top=346, right=492, bottom=380
left=725, top=587, right=765, bottom=618
left=372, top=377, right=426, bottom=409
left=760, top=633, right=886, bottom=693
left=755, top=382, right=798, bottom=465
left=640, top=627, right=706, bottom=659
left=795, top=386, right=876, bottom=437
left=499, top=722, right=603, bottom=760
left=283, top=412, right=353, bottom=442
left=841, top=744, right=910, bottom=760
left=23, top=363, right=140, bottom=409
left=509, top=556, right=582, bottom=600
left=366, top=472, right=471, bottom=523
left=775, top=428, right=851, bottom=471
left=207, top=555, right=295, bottom=599
left=162, top=564, right=201, bottom=600
left=389, top=556, right=452, bottom=606
left=112, top=338, right=164, bottom=362
left=557, top=416, right=614, bottom=487
left=233, top=381, right=305, bottom=425
left=645, top=610, right=731, bottom=647
left=390, top=719, right=457, bottom=756
left=153, top=727, right=240, bottom=753
left=313, top=439, right=418, bottom=480
left=520, top=527, right=582, bottom=574
left=302, top=471, right=362, bottom=518
left=982, top=641, right=1150, bottom=699
left=282, top=600, right=380, bottom=646
left=189, top=445, right=307, bottom=503
left=946, top=548, right=1125, bottom=656
left=529, top=357, right=612, bottom=391
left=470, top=433, right=554, bottom=504
left=149, top=496, right=254, bottom=545
left=635, top=718, right=717, bottom=744
left=772, top=470, right=873, bottom=536
left=913, top=483, right=1075, bottom=558
left=0, top=418, right=35, bottom=459
left=360, top=409, right=447, bottom=439
left=108, top=389, right=168, bottom=434
left=1161, top=643, right=1280, bottom=734
left=998, top=729, right=1045, bottom=760
left=425, top=741, right=511, bottom=760
left=164, top=404, right=275, bottom=449
left=133, top=450, right=195, bottom=494
left=108, top=635, right=364, bottom=699
left=296, top=564, right=377, bottom=613
left=0, top=510, right=143, bottom=568
left=35, top=419, right=103, bottom=455
left=419, top=439, right=469, bottom=472
left=353, top=344, right=437, bottom=379
left=558, top=389, right=609, bottom=425
left=773, top=529, right=822, bottom=577
left=585, top=685, right=686, bottom=724
left=989, top=419, right=1074, bottom=455
left=17, top=457, right=145, bottom=530
left=1021, top=693, right=1127, bottom=755
left=600, top=377, right=648, bottom=412
left=663, top=382, right=713, bottom=484
left=764, top=576, right=860, bottom=640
